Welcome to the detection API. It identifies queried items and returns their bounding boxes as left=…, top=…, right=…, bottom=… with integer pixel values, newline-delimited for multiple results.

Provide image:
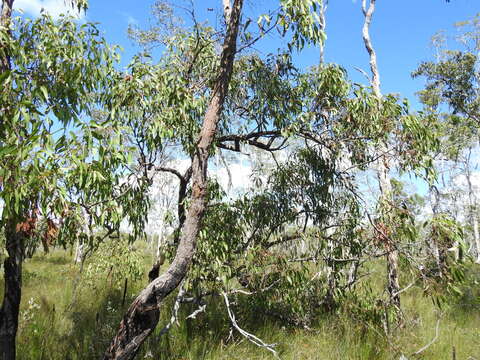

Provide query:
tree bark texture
left=386, top=243, right=400, bottom=308
left=0, top=220, right=26, bottom=360
left=103, top=1, right=244, bottom=359
left=361, top=0, right=401, bottom=308
left=0, top=2, right=22, bottom=360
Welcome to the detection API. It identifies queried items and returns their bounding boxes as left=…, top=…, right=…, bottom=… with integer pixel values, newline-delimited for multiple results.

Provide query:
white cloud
left=14, top=0, right=84, bottom=19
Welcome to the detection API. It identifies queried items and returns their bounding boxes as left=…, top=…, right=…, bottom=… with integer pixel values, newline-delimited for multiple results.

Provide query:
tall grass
left=4, top=248, right=479, bottom=359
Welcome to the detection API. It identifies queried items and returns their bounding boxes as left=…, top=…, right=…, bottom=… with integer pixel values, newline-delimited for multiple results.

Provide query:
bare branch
left=217, top=130, right=286, bottom=153
left=412, top=318, right=441, bottom=356
left=221, top=292, right=280, bottom=359
left=186, top=303, right=207, bottom=319
left=155, top=166, right=187, bottom=183
left=392, top=279, right=417, bottom=297
left=158, top=282, right=187, bottom=336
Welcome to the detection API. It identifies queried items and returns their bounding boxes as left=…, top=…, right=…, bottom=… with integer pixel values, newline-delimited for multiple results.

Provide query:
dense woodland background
left=0, top=0, right=479, bottom=359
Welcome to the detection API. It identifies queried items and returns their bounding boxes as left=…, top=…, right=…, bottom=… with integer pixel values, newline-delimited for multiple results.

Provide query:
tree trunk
left=361, top=0, right=401, bottom=308
left=103, top=1, right=244, bottom=358
left=148, top=229, right=165, bottom=283
left=464, top=153, right=480, bottom=263
left=324, top=236, right=337, bottom=309
left=472, top=216, right=480, bottom=263
left=347, top=260, right=359, bottom=288
left=0, top=2, right=21, bottom=360
left=74, top=239, right=85, bottom=264
left=0, top=220, right=25, bottom=360
left=430, top=185, right=444, bottom=276
left=378, top=154, right=401, bottom=308
left=386, top=244, right=400, bottom=308
left=318, top=0, right=327, bottom=65
left=0, top=0, right=14, bottom=68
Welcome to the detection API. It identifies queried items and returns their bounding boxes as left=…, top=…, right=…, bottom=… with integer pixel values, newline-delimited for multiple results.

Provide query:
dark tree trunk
left=103, top=1, right=244, bottom=359
left=0, top=2, right=21, bottom=360
left=0, top=220, right=25, bottom=360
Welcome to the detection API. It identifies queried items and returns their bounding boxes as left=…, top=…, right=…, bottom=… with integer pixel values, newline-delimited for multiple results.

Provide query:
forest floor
left=2, top=245, right=479, bottom=360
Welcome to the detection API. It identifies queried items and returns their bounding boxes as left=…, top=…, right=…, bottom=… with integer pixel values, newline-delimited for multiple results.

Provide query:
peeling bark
left=103, top=1, right=244, bottom=358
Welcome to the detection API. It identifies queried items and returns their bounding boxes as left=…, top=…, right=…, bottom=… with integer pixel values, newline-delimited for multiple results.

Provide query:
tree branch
left=221, top=291, right=280, bottom=359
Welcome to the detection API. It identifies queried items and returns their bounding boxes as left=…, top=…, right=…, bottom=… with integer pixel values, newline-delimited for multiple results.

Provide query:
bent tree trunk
left=103, top=1, right=244, bottom=359
left=0, top=221, right=26, bottom=360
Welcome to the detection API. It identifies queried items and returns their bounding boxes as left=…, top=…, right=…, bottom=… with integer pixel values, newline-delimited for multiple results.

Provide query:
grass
left=2, top=246, right=479, bottom=360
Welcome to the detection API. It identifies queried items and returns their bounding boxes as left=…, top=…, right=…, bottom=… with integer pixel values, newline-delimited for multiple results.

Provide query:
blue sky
left=13, top=0, right=479, bottom=109
left=92, top=0, right=479, bottom=109
left=9, top=0, right=480, bottom=200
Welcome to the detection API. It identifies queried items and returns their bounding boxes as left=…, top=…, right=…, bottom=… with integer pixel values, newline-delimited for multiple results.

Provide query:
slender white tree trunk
left=74, top=240, right=85, bottom=264
left=464, top=150, right=480, bottom=263
left=361, top=0, right=400, bottom=308
left=318, top=0, right=327, bottom=64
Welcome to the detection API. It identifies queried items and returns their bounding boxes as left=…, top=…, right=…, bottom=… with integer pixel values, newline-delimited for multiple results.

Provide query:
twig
left=412, top=318, right=441, bottom=356
left=392, top=279, right=417, bottom=297
left=158, top=281, right=186, bottom=336
left=186, top=303, right=206, bottom=319
left=221, top=291, right=280, bottom=359
left=354, top=66, right=371, bottom=82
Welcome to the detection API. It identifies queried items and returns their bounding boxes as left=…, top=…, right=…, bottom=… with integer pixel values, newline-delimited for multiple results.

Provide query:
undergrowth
left=2, top=247, right=479, bottom=360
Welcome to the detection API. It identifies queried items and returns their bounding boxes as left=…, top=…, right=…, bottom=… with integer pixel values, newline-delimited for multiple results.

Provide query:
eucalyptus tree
left=104, top=1, right=245, bottom=358
left=413, top=14, right=480, bottom=263
left=99, top=0, right=446, bottom=355
left=0, top=1, right=149, bottom=358
left=103, top=0, right=334, bottom=358
left=360, top=0, right=402, bottom=310
left=358, top=0, right=442, bottom=314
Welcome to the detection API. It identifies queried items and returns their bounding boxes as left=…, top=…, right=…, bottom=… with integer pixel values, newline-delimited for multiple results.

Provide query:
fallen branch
left=221, top=291, right=280, bottom=359
left=412, top=318, right=441, bottom=356
left=392, top=279, right=417, bottom=298
left=158, top=282, right=187, bottom=336
left=186, top=303, right=207, bottom=320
